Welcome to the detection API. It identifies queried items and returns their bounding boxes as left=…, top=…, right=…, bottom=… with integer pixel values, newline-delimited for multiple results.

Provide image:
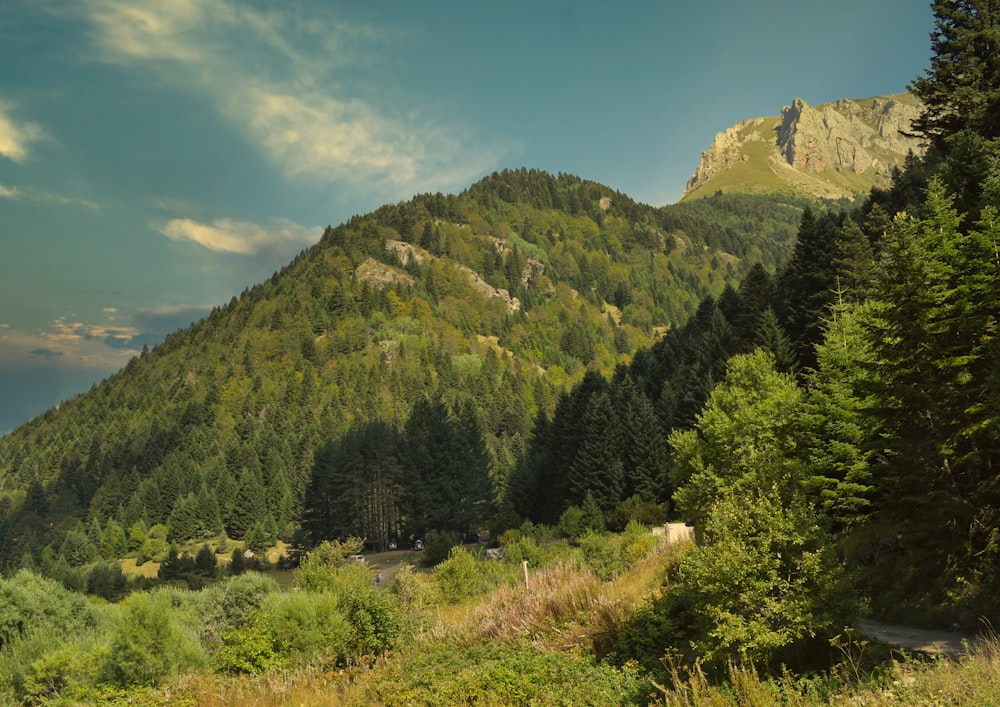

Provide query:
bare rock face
left=685, top=117, right=768, bottom=192
left=683, top=93, right=925, bottom=200
left=777, top=96, right=922, bottom=176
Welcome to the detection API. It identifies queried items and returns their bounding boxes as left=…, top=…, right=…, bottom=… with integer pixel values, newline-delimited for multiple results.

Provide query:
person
left=375, top=572, right=382, bottom=586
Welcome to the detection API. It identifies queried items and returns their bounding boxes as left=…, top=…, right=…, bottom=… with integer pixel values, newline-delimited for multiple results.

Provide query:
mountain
left=0, top=169, right=809, bottom=566
left=683, top=93, right=925, bottom=201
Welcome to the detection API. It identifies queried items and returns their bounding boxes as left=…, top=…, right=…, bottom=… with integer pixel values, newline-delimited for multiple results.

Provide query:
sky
left=0, top=0, right=935, bottom=434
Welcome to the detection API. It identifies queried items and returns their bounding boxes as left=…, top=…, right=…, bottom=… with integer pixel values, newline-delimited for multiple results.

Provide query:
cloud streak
left=0, top=181, right=101, bottom=210
left=159, top=216, right=318, bottom=255
left=80, top=0, right=499, bottom=194
left=0, top=102, right=45, bottom=163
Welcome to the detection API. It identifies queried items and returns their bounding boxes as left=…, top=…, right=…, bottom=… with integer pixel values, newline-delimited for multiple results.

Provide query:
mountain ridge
left=683, top=92, right=924, bottom=201
left=0, top=169, right=810, bottom=565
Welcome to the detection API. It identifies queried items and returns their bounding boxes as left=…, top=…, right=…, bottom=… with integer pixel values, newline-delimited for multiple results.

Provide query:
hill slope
left=0, top=169, right=809, bottom=566
left=683, top=93, right=924, bottom=201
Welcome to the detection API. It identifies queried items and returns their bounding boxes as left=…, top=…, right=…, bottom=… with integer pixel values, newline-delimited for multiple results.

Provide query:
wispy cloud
left=159, top=216, right=318, bottom=255
left=0, top=101, right=45, bottom=163
left=0, top=316, right=141, bottom=368
left=0, top=181, right=101, bottom=210
left=79, top=0, right=500, bottom=194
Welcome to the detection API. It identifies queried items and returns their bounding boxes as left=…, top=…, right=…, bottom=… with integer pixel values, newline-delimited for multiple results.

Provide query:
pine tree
left=910, top=0, right=1000, bottom=147
left=802, top=302, right=878, bottom=529
left=567, top=391, right=625, bottom=513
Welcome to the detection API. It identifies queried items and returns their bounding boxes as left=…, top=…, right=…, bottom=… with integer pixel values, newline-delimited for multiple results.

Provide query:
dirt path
left=361, top=549, right=425, bottom=587
left=856, top=619, right=982, bottom=658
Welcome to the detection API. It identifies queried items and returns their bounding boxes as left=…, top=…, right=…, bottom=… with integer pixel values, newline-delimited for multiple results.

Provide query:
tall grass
left=649, top=631, right=1000, bottom=706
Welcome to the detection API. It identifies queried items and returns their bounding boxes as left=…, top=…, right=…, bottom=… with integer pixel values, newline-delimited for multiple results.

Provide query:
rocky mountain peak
left=683, top=93, right=925, bottom=201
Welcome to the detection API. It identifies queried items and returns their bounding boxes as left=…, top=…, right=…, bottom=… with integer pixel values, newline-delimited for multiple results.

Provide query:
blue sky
left=0, top=0, right=934, bottom=433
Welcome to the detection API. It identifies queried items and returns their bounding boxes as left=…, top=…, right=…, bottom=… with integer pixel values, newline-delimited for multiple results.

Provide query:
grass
left=19, top=532, right=1000, bottom=705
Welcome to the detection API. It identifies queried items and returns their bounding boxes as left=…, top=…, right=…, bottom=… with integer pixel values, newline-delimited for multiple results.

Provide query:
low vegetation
left=0, top=527, right=997, bottom=705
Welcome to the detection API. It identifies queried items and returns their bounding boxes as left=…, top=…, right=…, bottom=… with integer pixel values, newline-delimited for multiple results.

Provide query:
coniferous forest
left=2, top=1, right=1000, bottom=704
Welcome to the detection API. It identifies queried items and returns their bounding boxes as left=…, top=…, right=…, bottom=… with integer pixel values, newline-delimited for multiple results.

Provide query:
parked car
left=414, top=539, right=424, bottom=550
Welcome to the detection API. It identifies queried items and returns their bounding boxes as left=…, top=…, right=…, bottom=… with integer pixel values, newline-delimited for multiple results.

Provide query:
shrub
left=423, top=530, right=460, bottom=566
left=558, top=505, right=586, bottom=539
left=433, top=546, right=482, bottom=604
left=678, top=491, right=857, bottom=672
left=502, top=536, right=544, bottom=569
left=101, top=589, right=206, bottom=687
left=620, top=520, right=657, bottom=568
left=197, top=572, right=279, bottom=647
left=578, top=531, right=624, bottom=581
left=213, top=612, right=290, bottom=676
left=267, top=590, right=352, bottom=667
left=0, top=570, right=99, bottom=650
left=388, top=563, right=439, bottom=611
left=293, top=537, right=365, bottom=591
left=328, top=564, right=402, bottom=657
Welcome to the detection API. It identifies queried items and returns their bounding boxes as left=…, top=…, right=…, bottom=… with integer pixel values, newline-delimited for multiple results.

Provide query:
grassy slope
left=682, top=95, right=916, bottom=203
left=104, top=538, right=1000, bottom=707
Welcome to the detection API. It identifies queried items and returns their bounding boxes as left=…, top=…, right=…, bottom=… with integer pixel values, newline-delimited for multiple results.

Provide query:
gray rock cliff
left=684, top=93, right=924, bottom=200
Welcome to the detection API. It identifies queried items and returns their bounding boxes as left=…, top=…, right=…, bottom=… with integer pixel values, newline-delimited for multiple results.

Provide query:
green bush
left=0, top=622, right=106, bottom=702
left=558, top=505, right=586, bottom=539
left=198, top=572, right=279, bottom=647
left=620, top=520, right=657, bottom=568
left=433, top=546, right=482, bottom=604
left=388, top=563, right=439, bottom=611
left=578, top=531, right=623, bottom=581
left=678, top=491, right=857, bottom=672
left=213, top=612, right=290, bottom=676
left=101, top=588, right=206, bottom=687
left=292, top=537, right=365, bottom=591
left=423, top=529, right=460, bottom=566
left=328, top=564, right=402, bottom=656
left=267, top=590, right=352, bottom=667
left=503, top=535, right=544, bottom=568
left=0, top=570, right=99, bottom=649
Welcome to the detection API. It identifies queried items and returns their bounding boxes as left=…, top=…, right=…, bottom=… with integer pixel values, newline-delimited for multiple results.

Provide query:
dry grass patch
left=474, top=561, right=629, bottom=652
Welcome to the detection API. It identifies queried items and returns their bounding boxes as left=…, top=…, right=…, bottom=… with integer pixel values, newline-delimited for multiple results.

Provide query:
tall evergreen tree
left=910, top=0, right=1000, bottom=148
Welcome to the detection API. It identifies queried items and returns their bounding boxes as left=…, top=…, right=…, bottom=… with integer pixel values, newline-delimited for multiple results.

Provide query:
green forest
left=2, top=1, right=1000, bottom=704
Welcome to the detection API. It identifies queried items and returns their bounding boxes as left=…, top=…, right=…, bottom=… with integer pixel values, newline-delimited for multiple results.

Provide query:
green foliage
left=422, top=529, right=460, bottom=566
left=676, top=491, right=856, bottom=672
left=354, top=638, right=645, bottom=706
left=197, top=572, right=280, bottom=647
left=265, top=590, right=353, bottom=667
left=213, top=612, right=290, bottom=676
left=501, top=535, right=544, bottom=569
left=910, top=0, right=1000, bottom=149
left=0, top=569, right=99, bottom=651
left=578, top=531, right=624, bottom=582
left=433, top=546, right=483, bottom=604
left=102, top=588, right=206, bottom=687
left=327, top=563, right=402, bottom=656
left=292, top=537, right=365, bottom=591
left=87, top=561, right=127, bottom=600
left=670, top=349, right=806, bottom=524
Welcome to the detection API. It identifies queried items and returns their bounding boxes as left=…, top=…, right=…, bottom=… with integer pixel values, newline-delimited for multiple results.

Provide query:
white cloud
left=79, top=0, right=500, bottom=194
left=0, top=317, right=142, bottom=368
left=159, top=216, right=318, bottom=255
left=0, top=102, right=45, bottom=163
left=0, top=181, right=101, bottom=210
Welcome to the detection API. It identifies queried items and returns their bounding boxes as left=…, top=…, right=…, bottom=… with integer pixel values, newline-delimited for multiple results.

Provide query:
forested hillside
left=0, top=170, right=811, bottom=571
left=525, top=0, right=1000, bottom=631
left=2, top=2, right=1000, bottom=703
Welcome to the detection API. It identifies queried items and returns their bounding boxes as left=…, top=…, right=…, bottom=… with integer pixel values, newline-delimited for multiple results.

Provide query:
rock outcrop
left=683, top=93, right=924, bottom=200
